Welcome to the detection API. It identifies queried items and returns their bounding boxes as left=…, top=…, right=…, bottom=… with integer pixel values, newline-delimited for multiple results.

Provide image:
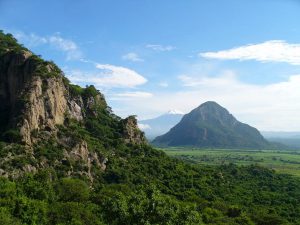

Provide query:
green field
left=161, top=147, right=300, bottom=176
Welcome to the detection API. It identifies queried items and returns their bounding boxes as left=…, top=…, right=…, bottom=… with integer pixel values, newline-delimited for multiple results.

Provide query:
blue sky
left=1, top=0, right=300, bottom=131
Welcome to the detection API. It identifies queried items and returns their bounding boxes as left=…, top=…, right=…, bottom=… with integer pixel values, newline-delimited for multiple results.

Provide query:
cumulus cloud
left=48, top=35, right=82, bottom=60
left=67, top=64, right=147, bottom=88
left=112, top=72, right=300, bottom=131
left=95, top=64, right=147, bottom=87
left=12, top=31, right=82, bottom=60
left=122, top=52, right=144, bottom=62
left=146, top=44, right=175, bottom=51
left=178, top=70, right=237, bottom=87
left=200, top=40, right=300, bottom=65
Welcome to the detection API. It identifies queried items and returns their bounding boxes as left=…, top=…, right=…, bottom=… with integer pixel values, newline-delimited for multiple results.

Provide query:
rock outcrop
left=0, top=50, right=107, bottom=145
left=0, top=32, right=147, bottom=181
left=20, top=76, right=68, bottom=144
left=0, top=50, right=35, bottom=133
left=63, top=140, right=108, bottom=182
left=123, top=116, right=147, bottom=145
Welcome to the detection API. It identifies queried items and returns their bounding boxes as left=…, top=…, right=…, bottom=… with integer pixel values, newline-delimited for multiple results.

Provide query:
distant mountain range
left=261, top=131, right=300, bottom=149
left=152, top=101, right=272, bottom=149
left=139, top=110, right=183, bottom=140
left=261, top=131, right=300, bottom=139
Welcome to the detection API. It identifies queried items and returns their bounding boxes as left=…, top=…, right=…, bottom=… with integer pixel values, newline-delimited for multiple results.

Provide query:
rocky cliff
left=0, top=49, right=100, bottom=145
left=0, top=31, right=147, bottom=180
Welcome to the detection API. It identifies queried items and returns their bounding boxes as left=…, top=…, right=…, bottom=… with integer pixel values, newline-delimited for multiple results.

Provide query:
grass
left=160, top=147, right=300, bottom=176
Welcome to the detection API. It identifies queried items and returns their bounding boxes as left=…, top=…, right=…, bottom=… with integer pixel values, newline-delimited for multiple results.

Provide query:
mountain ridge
left=139, top=111, right=183, bottom=140
left=153, top=101, right=271, bottom=149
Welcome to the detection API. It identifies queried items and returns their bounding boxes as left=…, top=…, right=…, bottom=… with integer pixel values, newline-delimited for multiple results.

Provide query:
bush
left=83, top=85, right=99, bottom=98
left=0, top=177, right=16, bottom=199
left=0, top=207, right=20, bottom=225
left=57, top=178, right=90, bottom=202
left=1, top=129, right=22, bottom=143
left=69, top=84, right=84, bottom=96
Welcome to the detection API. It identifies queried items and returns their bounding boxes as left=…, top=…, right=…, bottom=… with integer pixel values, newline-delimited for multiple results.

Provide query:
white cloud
left=67, top=64, right=147, bottom=88
left=112, top=72, right=300, bottom=131
left=14, top=32, right=47, bottom=46
left=200, top=40, right=300, bottom=65
left=178, top=75, right=201, bottom=87
left=12, top=31, right=82, bottom=60
left=138, top=123, right=151, bottom=130
left=113, top=91, right=153, bottom=98
left=122, top=52, right=144, bottom=62
left=178, top=70, right=237, bottom=87
left=95, top=64, right=147, bottom=87
left=48, top=35, right=82, bottom=60
left=146, top=44, right=175, bottom=51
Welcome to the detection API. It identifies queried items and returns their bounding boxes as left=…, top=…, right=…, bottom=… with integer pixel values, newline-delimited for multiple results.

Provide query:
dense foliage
left=0, top=31, right=28, bottom=55
left=1, top=150, right=300, bottom=225
left=1, top=30, right=300, bottom=225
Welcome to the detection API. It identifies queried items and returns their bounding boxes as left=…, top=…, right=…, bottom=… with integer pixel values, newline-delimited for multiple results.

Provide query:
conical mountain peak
left=153, top=101, right=270, bottom=149
left=194, top=101, right=230, bottom=114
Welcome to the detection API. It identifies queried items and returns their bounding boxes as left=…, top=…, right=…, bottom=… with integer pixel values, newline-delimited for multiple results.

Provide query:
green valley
left=162, top=147, right=300, bottom=176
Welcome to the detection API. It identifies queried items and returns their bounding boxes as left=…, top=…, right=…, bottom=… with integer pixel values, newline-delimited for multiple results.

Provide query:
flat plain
left=161, top=147, right=300, bottom=176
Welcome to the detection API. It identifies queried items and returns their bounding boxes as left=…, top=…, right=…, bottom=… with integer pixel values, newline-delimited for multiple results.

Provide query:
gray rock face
left=62, top=140, right=107, bottom=182
left=0, top=43, right=147, bottom=181
left=0, top=51, right=34, bottom=130
left=0, top=50, right=103, bottom=180
left=0, top=51, right=87, bottom=144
